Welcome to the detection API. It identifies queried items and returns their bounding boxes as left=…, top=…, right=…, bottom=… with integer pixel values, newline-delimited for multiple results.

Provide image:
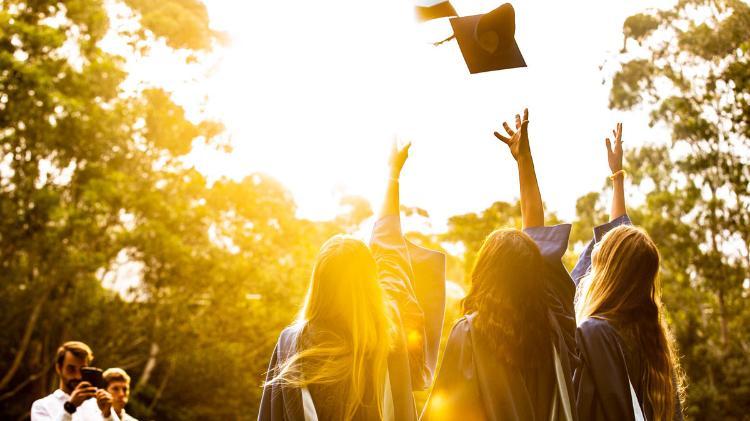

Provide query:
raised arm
left=494, top=108, right=544, bottom=228
left=607, top=122, right=626, bottom=221
left=496, top=109, right=578, bottom=368
left=371, top=141, right=433, bottom=389
left=372, top=140, right=415, bottom=289
left=571, top=123, right=630, bottom=283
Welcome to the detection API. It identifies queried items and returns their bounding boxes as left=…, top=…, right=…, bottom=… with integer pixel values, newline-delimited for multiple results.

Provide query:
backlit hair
left=103, top=368, right=131, bottom=385
left=55, top=341, right=93, bottom=367
left=576, top=225, right=685, bottom=421
left=267, top=235, right=395, bottom=419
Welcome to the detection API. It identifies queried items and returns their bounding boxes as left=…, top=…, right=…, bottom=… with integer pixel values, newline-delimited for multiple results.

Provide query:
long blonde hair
left=576, top=225, right=685, bottom=420
left=267, top=235, right=394, bottom=419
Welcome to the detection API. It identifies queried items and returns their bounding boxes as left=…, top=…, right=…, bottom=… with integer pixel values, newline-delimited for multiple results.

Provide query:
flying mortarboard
left=449, top=3, right=526, bottom=74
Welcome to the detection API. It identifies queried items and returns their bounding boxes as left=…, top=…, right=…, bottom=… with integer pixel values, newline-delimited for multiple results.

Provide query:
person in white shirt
left=31, top=341, right=119, bottom=421
left=103, top=368, right=138, bottom=421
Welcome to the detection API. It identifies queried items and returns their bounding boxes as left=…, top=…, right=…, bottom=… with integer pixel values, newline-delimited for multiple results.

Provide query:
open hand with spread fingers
left=494, top=108, right=530, bottom=161
left=606, top=122, right=623, bottom=173
left=605, top=122, right=626, bottom=219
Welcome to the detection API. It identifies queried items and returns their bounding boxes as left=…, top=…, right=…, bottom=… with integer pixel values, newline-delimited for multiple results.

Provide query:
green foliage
left=443, top=201, right=568, bottom=280
left=336, top=194, right=374, bottom=231
left=609, top=59, right=654, bottom=109
left=123, top=0, right=216, bottom=51
left=623, top=13, right=660, bottom=43
left=1, top=0, right=747, bottom=420
left=0, top=0, right=292, bottom=419
left=610, top=1, right=750, bottom=417
left=570, top=191, right=606, bottom=246
left=142, top=88, right=202, bottom=156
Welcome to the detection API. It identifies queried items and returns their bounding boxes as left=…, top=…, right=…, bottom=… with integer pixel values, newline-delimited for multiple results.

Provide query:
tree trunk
left=147, top=358, right=174, bottom=413
left=0, top=362, right=53, bottom=401
left=134, top=340, right=159, bottom=394
left=0, top=288, right=50, bottom=391
left=717, top=290, right=729, bottom=348
left=708, top=184, right=730, bottom=350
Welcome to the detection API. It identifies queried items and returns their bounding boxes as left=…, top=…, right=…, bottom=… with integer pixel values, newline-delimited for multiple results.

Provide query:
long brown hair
left=576, top=225, right=685, bottom=420
left=462, top=229, right=551, bottom=367
left=267, top=235, right=395, bottom=419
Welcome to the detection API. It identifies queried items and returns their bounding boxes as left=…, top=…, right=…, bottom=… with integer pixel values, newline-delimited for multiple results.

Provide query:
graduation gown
left=257, top=215, right=446, bottom=421
left=421, top=224, right=578, bottom=421
left=571, top=214, right=683, bottom=421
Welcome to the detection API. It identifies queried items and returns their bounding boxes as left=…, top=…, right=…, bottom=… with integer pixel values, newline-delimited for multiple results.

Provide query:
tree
left=443, top=200, right=568, bottom=280
left=0, top=0, right=221, bottom=418
left=608, top=1, right=750, bottom=417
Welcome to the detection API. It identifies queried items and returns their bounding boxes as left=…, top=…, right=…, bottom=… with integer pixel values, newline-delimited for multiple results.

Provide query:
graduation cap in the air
left=449, top=3, right=526, bottom=74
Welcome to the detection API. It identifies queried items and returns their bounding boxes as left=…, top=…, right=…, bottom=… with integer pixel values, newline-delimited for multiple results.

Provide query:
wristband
left=64, top=401, right=77, bottom=414
left=609, top=169, right=626, bottom=180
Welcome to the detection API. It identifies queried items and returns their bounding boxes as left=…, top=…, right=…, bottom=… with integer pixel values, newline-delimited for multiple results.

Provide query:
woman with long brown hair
left=572, top=123, right=685, bottom=420
left=422, top=108, right=577, bottom=421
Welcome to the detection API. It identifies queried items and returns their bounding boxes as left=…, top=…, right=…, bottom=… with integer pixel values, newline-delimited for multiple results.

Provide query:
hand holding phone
left=80, top=367, right=106, bottom=389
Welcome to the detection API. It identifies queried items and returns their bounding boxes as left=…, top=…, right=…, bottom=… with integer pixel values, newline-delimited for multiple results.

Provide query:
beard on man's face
left=66, top=378, right=81, bottom=391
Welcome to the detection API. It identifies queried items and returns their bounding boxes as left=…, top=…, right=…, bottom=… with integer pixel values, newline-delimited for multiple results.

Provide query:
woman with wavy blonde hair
left=572, top=123, right=685, bottom=421
left=259, top=143, right=446, bottom=421
left=422, top=108, right=577, bottom=421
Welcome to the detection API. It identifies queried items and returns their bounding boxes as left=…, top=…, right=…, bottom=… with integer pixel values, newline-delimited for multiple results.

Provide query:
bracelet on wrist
left=64, top=401, right=77, bottom=414
left=609, top=169, right=626, bottom=180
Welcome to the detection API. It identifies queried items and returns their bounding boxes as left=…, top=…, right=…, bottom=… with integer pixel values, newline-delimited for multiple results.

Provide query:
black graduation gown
left=571, top=214, right=683, bottom=421
left=257, top=215, right=446, bottom=421
left=421, top=224, right=578, bottom=421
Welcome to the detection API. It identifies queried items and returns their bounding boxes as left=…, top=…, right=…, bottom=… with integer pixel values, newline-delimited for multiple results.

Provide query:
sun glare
left=183, top=0, right=676, bottom=225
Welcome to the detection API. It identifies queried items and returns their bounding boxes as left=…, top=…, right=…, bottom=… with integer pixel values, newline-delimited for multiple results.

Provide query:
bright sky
left=138, top=0, right=677, bottom=230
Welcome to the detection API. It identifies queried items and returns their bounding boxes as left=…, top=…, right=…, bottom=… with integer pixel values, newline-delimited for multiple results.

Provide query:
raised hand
left=69, top=381, right=96, bottom=407
left=380, top=139, right=411, bottom=218
left=389, top=139, right=411, bottom=179
left=606, top=122, right=623, bottom=173
left=96, top=388, right=113, bottom=416
left=493, top=108, right=542, bottom=227
left=494, top=108, right=530, bottom=161
left=606, top=122, right=626, bottom=220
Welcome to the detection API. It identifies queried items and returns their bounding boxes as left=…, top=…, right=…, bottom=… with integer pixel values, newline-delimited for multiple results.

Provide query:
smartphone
left=80, top=367, right=106, bottom=389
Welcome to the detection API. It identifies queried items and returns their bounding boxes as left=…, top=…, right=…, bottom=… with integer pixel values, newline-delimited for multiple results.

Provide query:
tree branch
left=0, top=361, right=53, bottom=401
left=0, top=284, right=51, bottom=391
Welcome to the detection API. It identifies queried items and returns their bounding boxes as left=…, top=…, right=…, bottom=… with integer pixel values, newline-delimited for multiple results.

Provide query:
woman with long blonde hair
left=258, top=143, right=446, bottom=420
left=572, top=123, right=684, bottom=420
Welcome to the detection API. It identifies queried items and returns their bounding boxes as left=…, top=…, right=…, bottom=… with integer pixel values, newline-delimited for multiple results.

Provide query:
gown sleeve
left=370, top=215, right=430, bottom=390
left=571, top=214, right=632, bottom=285
left=523, top=224, right=577, bottom=368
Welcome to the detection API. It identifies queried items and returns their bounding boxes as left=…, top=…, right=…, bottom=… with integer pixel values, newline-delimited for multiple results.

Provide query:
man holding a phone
left=31, top=341, right=119, bottom=421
